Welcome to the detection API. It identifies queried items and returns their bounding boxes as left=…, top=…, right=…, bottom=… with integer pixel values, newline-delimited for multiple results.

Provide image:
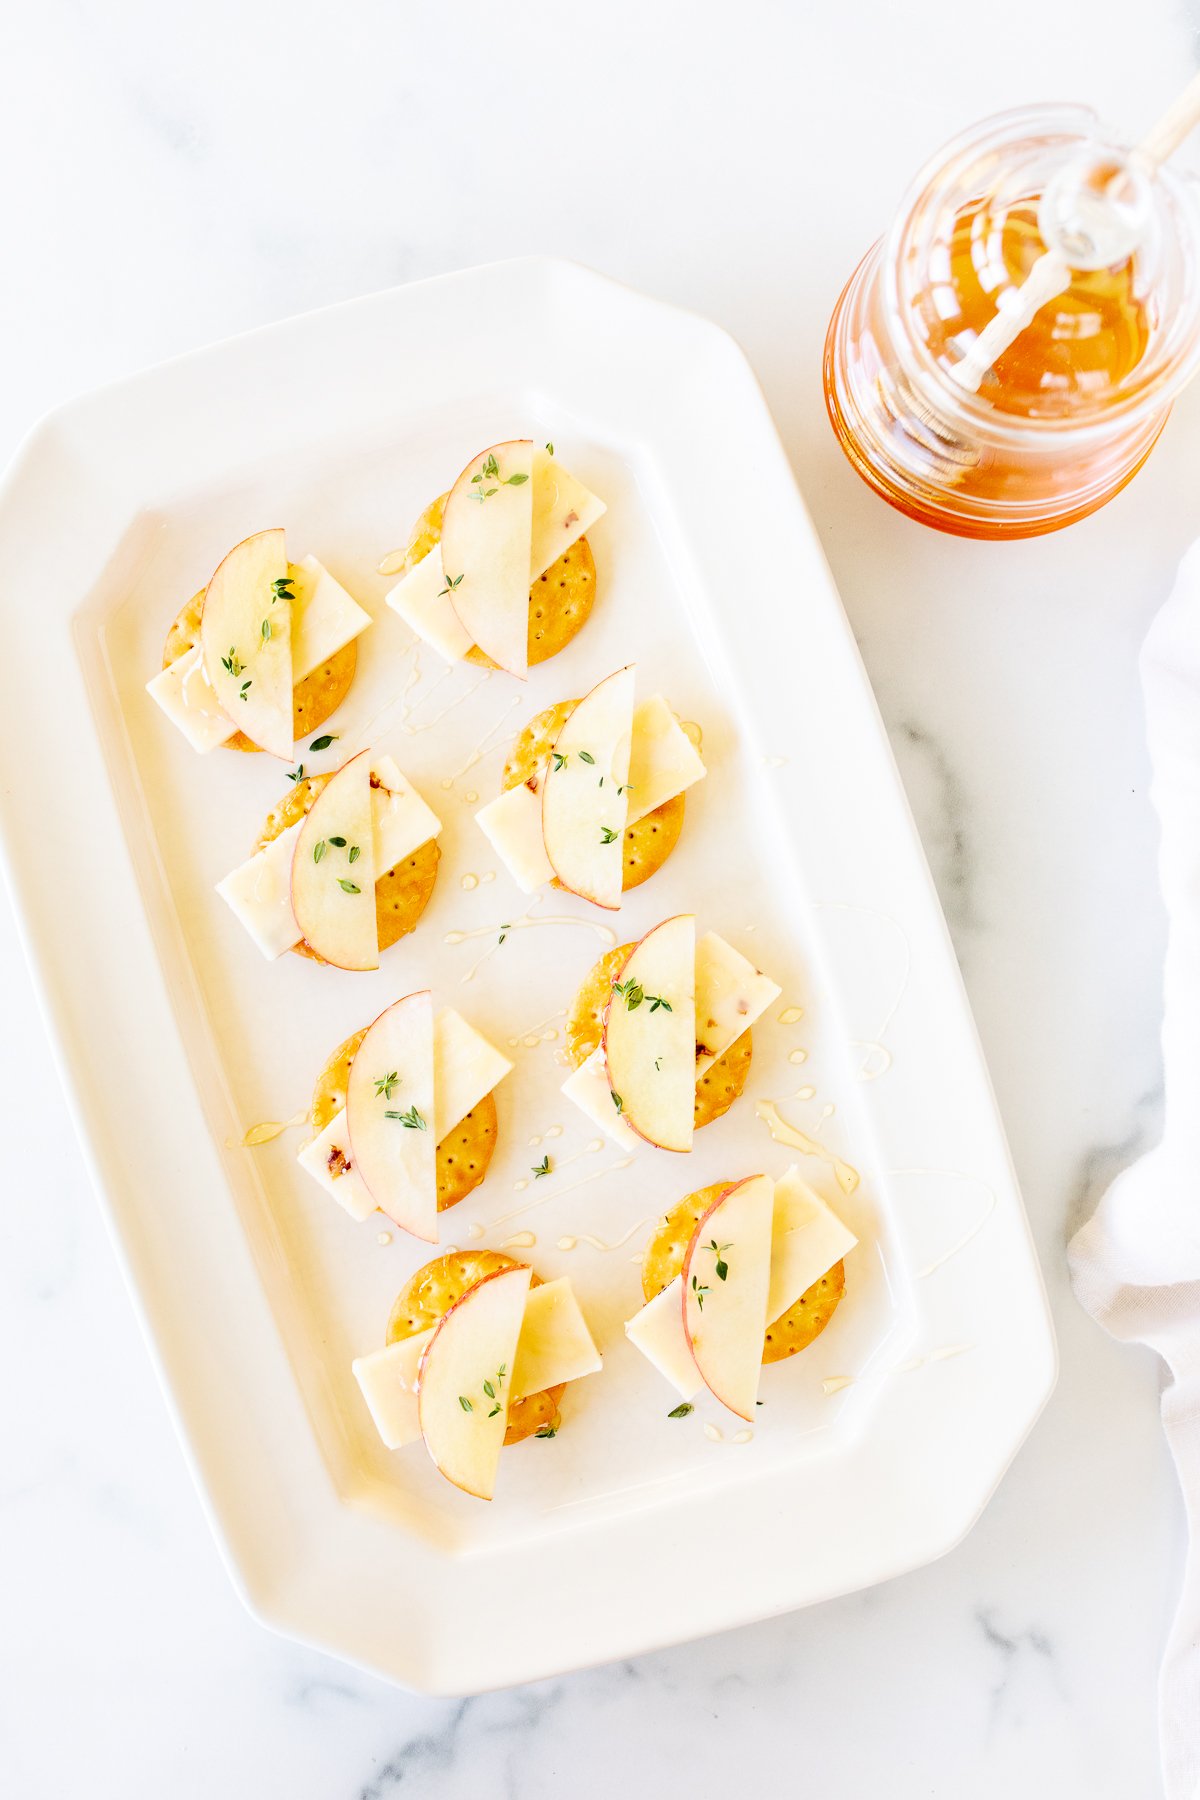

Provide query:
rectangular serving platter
left=0, top=259, right=1055, bottom=1692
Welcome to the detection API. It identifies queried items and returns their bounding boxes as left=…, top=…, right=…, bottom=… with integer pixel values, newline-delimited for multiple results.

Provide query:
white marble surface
left=2, top=4, right=1196, bottom=1794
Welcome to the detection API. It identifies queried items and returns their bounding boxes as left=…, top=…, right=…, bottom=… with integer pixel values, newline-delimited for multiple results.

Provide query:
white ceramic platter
left=0, top=259, right=1055, bottom=1693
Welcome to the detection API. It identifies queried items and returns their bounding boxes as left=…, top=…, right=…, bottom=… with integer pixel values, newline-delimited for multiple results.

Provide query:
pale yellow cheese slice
left=561, top=1048, right=641, bottom=1149
left=146, top=648, right=238, bottom=754
left=625, top=696, right=706, bottom=826
left=296, top=1113, right=376, bottom=1220
left=474, top=783, right=554, bottom=894
left=353, top=1276, right=601, bottom=1450
left=624, top=1276, right=699, bottom=1402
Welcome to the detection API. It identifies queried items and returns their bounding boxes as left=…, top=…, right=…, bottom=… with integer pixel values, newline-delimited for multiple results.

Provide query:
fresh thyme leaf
left=271, top=576, right=295, bottom=603
left=483, top=1380, right=495, bottom=1399
left=613, top=978, right=644, bottom=1011
left=691, top=1273, right=710, bottom=1310
left=550, top=751, right=567, bottom=772
left=482, top=452, right=499, bottom=480
left=488, top=1404, right=501, bottom=1418
left=222, top=647, right=244, bottom=678
left=535, top=1424, right=558, bottom=1438
left=313, top=840, right=328, bottom=864
left=577, top=750, right=595, bottom=764
left=545, top=442, right=554, bottom=455
left=438, top=573, right=464, bottom=598
left=654, top=1056, right=662, bottom=1071
left=239, top=679, right=252, bottom=700
left=328, top=836, right=347, bottom=848
left=374, top=1071, right=399, bottom=1100
left=348, top=844, right=361, bottom=864
left=309, top=733, right=337, bottom=751
left=667, top=1402, right=693, bottom=1419
left=611, top=1090, right=623, bottom=1114
left=532, top=1155, right=551, bottom=1178
left=385, top=1104, right=426, bottom=1130
left=498, top=925, right=510, bottom=945
left=647, top=995, right=673, bottom=1013
left=504, top=472, right=529, bottom=486
left=458, top=1395, right=473, bottom=1413
left=599, top=825, right=619, bottom=845
left=287, top=764, right=304, bottom=783
left=337, top=878, right=361, bottom=894
left=260, top=617, right=272, bottom=643
left=709, top=1237, right=733, bottom=1282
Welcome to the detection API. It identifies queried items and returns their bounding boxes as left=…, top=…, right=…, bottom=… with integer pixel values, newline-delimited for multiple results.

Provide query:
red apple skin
left=600, top=914, right=694, bottom=1152
left=680, top=1177, right=766, bottom=1420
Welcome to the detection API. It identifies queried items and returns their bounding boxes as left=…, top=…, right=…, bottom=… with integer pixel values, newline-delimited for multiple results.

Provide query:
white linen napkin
left=1069, top=539, right=1200, bottom=1800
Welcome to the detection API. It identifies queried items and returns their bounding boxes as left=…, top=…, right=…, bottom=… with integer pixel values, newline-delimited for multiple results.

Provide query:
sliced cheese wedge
left=560, top=1048, right=641, bottom=1149
left=433, top=1007, right=514, bottom=1138
left=386, top=452, right=605, bottom=665
left=624, top=1276, right=699, bottom=1402
left=296, top=1113, right=375, bottom=1221
left=694, top=932, right=782, bottom=1073
left=625, top=697, right=706, bottom=826
left=148, top=554, right=372, bottom=753
left=217, top=758, right=441, bottom=961
left=475, top=783, right=554, bottom=894
left=767, top=1165, right=858, bottom=1323
left=215, top=819, right=305, bottom=960
left=354, top=1276, right=601, bottom=1451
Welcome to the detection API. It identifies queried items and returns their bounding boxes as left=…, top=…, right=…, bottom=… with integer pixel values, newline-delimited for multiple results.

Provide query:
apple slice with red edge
left=602, top=913, right=696, bottom=1151
left=540, top=665, right=636, bottom=909
left=200, top=528, right=294, bottom=758
left=441, top=440, right=535, bottom=678
left=345, top=991, right=437, bottom=1239
left=681, top=1173, right=774, bottom=1419
left=291, top=750, right=379, bottom=970
left=417, top=1264, right=533, bottom=1499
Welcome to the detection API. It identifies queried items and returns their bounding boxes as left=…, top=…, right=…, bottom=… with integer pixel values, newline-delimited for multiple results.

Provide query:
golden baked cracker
left=565, top=944, right=752, bottom=1128
left=642, top=1183, right=845, bottom=1361
left=311, top=1027, right=498, bottom=1211
left=253, top=774, right=439, bottom=962
left=386, top=1251, right=563, bottom=1445
left=162, top=569, right=356, bottom=751
left=404, top=493, right=596, bottom=667
left=502, top=707, right=685, bottom=892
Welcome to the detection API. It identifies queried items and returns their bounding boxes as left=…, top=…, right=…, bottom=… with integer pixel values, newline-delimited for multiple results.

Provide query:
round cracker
left=564, top=944, right=752, bottom=1129
left=642, top=1182, right=845, bottom=1362
left=162, top=570, right=357, bottom=752
left=253, top=773, right=439, bottom=962
left=386, top=1251, right=563, bottom=1446
left=310, top=1028, right=498, bottom=1211
left=501, top=705, right=685, bottom=893
left=402, top=492, right=596, bottom=668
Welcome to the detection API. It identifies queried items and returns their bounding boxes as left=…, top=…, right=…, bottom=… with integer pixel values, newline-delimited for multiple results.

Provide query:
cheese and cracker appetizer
left=297, top=991, right=513, bottom=1240
left=353, top=1251, right=602, bottom=1499
left=626, top=1168, right=856, bottom=1419
left=474, top=666, right=705, bottom=907
left=561, top=916, right=780, bottom=1152
left=216, top=750, right=441, bottom=967
left=385, top=442, right=604, bottom=679
left=147, top=531, right=372, bottom=757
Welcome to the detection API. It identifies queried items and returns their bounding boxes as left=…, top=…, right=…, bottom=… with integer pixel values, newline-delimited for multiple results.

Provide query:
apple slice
left=602, top=914, right=696, bottom=1152
left=681, top=1174, right=774, bottom=1419
left=441, top=440, right=535, bottom=677
left=199, top=528, right=294, bottom=758
left=345, top=991, right=437, bottom=1240
left=291, top=750, right=379, bottom=970
left=540, top=666, right=636, bottom=909
left=417, top=1265, right=532, bottom=1499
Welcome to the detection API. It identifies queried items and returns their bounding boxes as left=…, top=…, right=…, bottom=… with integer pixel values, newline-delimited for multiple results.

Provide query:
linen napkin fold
left=1069, top=540, right=1200, bottom=1800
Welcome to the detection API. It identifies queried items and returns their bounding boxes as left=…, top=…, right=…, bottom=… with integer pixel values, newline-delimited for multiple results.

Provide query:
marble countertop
left=3, top=4, right=1195, bottom=1795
